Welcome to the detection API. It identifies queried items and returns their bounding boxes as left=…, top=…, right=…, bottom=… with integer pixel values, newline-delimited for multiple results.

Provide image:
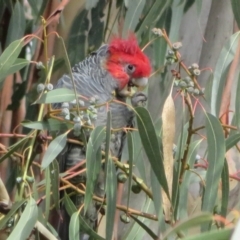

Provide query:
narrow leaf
left=85, top=0, right=99, bottom=10
left=69, top=212, right=80, bottom=240
left=36, top=88, right=76, bottom=104
left=211, top=31, right=240, bottom=116
left=8, top=198, right=38, bottom=240
left=5, top=1, right=26, bottom=46
left=202, top=113, right=225, bottom=230
left=162, top=212, right=213, bottom=240
left=0, top=58, right=29, bottom=81
left=135, top=107, right=169, bottom=197
left=123, top=0, right=146, bottom=36
left=231, top=0, right=240, bottom=29
left=84, top=126, right=105, bottom=213
left=41, top=132, right=67, bottom=169
left=225, top=133, right=240, bottom=151
left=106, top=157, right=117, bottom=240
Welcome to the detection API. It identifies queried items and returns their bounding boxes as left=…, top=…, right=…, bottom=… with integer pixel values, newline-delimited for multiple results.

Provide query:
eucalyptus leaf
left=135, top=107, right=169, bottom=198
left=211, top=31, right=240, bottom=116
left=41, top=132, right=67, bottom=169
left=36, top=88, right=76, bottom=104
left=8, top=198, right=38, bottom=240
left=201, top=113, right=225, bottom=231
left=231, top=0, right=240, bottom=29
left=69, top=212, right=80, bottom=240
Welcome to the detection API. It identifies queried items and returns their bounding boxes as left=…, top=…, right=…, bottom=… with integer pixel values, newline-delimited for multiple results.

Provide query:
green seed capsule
left=172, top=42, right=182, bottom=50
left=61, top=108, right=69, bottom=116
left=46, top=83, right=53, bottom=91
left=194, top=89, right=200, bottom=95
left=179, top=81, right=187, bottom=88
left=193, top=69, right=201, bottom=76
left=117, top=172, right=128, bottom=183
left=37, top=83, right=45, bottom=93
left=73, top=123, right=82, bottom=131
left=131, top=184, right=142, bottom=194
left=120, top=214, right=130, bottom=224
left=186, top=87, right=194, bottom=93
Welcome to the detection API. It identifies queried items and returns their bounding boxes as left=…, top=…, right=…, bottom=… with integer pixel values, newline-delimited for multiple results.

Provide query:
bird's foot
left=131, top=92, right=148, bottom=107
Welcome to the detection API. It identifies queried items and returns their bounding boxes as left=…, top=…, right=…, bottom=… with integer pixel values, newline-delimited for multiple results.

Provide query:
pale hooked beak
left=131, top=77, right=148, bottom=88
left=117, top=77, right=149, bottom=97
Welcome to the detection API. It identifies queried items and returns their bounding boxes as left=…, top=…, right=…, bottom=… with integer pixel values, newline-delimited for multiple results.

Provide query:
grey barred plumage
left=52, top=36, right=150, bottom=240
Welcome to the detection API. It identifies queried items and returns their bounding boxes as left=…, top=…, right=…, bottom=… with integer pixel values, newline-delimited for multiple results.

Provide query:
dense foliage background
left=0, top=0, right=240, bottom=239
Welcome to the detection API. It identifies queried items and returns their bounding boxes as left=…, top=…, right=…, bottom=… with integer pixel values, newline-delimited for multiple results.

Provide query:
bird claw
left=131, top=92, right=148, bottom=107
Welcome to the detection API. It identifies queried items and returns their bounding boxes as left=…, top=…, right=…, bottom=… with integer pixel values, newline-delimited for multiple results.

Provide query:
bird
left=53, top=35, right=151, bottom=240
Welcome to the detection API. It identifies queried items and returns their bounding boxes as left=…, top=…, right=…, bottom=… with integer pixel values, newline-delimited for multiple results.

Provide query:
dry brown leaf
left=161, top=84, right=175, bottom=222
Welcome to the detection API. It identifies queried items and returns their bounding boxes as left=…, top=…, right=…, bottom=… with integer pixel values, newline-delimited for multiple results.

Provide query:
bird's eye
left=126, top=64, right=135, bottom=73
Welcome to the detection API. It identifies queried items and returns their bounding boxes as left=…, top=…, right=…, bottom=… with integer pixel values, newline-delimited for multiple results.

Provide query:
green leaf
left=178, top=228, right=232, bottom=240
left=105, top=157, right=117, bottom=240
left=22, top=119, right=73, bottom=131
left=201, top=113, right=226, bottom=230
left=211, top=31, right=240, bottom=116
left=8, top=198, right=38, bottom=240
left=5, top=1, right=26, bottom=47
left=169, top=0, right=185, bottom=42
left=0, top=58, right=29, bottom=82
left=41, top=132, right=67, bottom=169
left=49, top=159, right=60, bottom=210
left=84, top=126, right=105, bottom=213
left=0, top=39, right=24, bottom=86
left=123, top=0, right=146, bottom=36
left=36, top=88, right=76, bottom=104
left=162, top=212, right=213, bottom=240
left=220, top=159, right=229, bottom=224
left=235, top=72, right=240, bottom=129
left=69, top=212, right=80, bottom=240
left=45, top=168, right=51, bottom=221
left=64, top=193, right=105, bottom=240
left=0, top=200, right=26, bottom=230
left=137, top=0, right=172, bottom=37
left=135, top=107, right=169, bottom=197
left=130, top=215, right=159, bottom=240
left=127, top=132, right=134, bottom=208
left=85, top=0, right=99, bottom=10
left=231, top=0, right=240, bottom=29
left=0, top=136, right=29, bottom=163
left=225, top=133, right=240, bottom=151
left=178, top=140, right=202, bottom=219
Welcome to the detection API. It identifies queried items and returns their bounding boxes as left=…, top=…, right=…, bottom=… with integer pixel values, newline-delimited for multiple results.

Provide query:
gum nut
left=73, top=123, right=82, bottom=131
left=120, top=214, right=130, bottom=223
left=187, top=87, right=194, bottom=93
left=172, top=42, right=182, bottom=50
left=90, top=114, right=97, bottom=120
left=152, top=28, right=163, bottom=36
left=168, top=50, right=175, bottom=56
left=191, top=63, right=199, bottom=69
left=36, top=61, right=44, bottom=69
left=71, top=99, right=77, bottom=105
left=86, top=119, right=92, bottom=126
left=179, top=81, right=187, bottom=88
left=79, top=100, right=85, bottom=106
left=65, top=114, right=70, bottom=120
left=89, top=97, right=96, bottom=104
left=73, top=130, right=81, bottom=137
left=194, top=88, right=200, bottom=95
left=61, top=108, right=69, bottom=116
left=73, top=116, right=81, bottom=123
left=37, top=83, right=45, bottom=93
left=174, top=80, right=179, bottom=87
left=16, top=177, right=22, bottom=183
left=183, top=76, right=191, bottom=83
left=46, top=83, right=53, bottom=91
left=83, top=114, right=89, bottom=121
left=193, top=69, right=201, bottom=76
left=131, top=184, right=142, bottom=194
left=61, top=102, right=69, bottom=108
left=188, top=81, right=194, bottom=87
left=117, top=172, right=128, bottom=183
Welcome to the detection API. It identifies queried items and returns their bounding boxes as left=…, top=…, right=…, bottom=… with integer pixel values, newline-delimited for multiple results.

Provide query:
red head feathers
left=106, top=35, right=151, bottom=89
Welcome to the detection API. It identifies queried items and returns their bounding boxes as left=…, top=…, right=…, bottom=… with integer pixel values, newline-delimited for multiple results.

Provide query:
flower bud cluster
left=174, top=76, right=204, bottom=96
left=59, top=96, right=99, bottom=136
